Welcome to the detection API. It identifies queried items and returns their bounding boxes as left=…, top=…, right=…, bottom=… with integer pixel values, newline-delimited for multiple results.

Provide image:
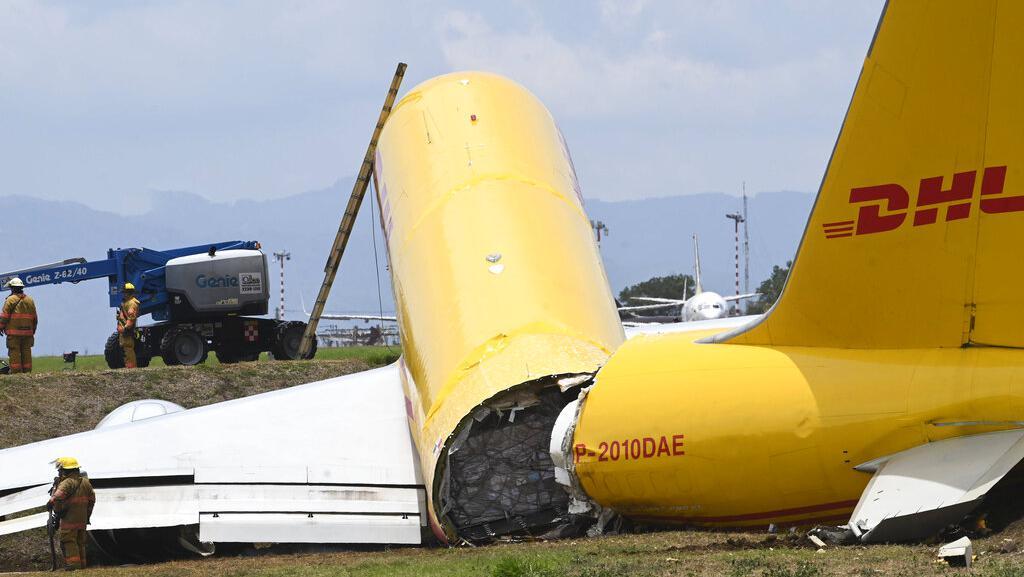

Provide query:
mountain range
left=0, top=186, right=812, bottom=355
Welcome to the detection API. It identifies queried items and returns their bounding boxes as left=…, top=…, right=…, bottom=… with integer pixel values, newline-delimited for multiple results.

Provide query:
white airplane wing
left=722, top=292, right=759, bottom=302
left=299, top=294, right=396, bottom=322
left=848, top=428, right=1024, bottom=542
left=0, top=364, right=426, bottom=546
left=624, top=315, right=760, bottom=338
left=628, top=297, right=687, bottom=304
left=319, top=313, right=398, bottom=322
left=617, top=303, right=680, bottom=312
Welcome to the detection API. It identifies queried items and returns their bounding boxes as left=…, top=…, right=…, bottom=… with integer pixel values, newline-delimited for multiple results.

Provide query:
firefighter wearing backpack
left=48, top=457, right=96, bottom=570
left=0, top=277, right=38, bottom=373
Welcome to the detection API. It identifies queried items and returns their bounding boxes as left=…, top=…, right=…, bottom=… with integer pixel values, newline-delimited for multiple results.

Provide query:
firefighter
left=116, top=283, right=141, bottom=369
left=48, top=457, right=95, bottom=570
left=0, top=277, right=38, bottom=373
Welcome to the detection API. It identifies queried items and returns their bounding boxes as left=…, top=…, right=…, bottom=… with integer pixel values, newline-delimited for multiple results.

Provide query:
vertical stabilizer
left=692, top=234, right=704, bottom=295
left=726, top=1, right=1024, bottom=349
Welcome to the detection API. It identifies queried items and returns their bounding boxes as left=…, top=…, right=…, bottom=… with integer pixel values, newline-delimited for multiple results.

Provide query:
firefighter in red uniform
left=116, top=283, right=140, bottom=368
left=0, top=277, right=38, bottom=373
left=49, top=457, right=96, bottom=570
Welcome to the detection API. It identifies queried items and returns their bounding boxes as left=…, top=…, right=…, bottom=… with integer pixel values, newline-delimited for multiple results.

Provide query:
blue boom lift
left=0, top=240, right=315, bottom=368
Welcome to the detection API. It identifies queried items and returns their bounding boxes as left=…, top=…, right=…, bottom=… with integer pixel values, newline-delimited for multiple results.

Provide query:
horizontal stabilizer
left=849, top=429, right=1024, bottom=542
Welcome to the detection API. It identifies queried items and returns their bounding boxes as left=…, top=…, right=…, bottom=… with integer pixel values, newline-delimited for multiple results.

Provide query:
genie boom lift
left=0, top=241, right=315, bottom=368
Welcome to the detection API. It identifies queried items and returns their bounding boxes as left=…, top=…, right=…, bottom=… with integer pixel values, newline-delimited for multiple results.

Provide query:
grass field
left=15, top=345, right=402, bottom=374
left=10, top=527, right=1024, bottom=576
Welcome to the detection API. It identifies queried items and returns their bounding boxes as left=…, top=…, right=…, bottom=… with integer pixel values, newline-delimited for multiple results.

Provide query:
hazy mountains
left=0, top=186, right=812, bottom=355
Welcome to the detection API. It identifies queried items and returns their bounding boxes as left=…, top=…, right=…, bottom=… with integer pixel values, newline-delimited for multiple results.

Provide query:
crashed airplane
left=3, top=0, right=1024, bottom=557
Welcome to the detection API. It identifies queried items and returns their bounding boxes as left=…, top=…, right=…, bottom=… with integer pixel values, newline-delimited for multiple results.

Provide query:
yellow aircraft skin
left=572, top=0, right=1024, bottom=529
left=573, top=336, right=1024, bottom=527
left=374, top=72, right=624, bottom=540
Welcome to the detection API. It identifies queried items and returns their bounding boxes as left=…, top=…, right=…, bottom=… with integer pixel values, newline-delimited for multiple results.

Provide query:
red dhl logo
left=823, top=166, right=1024, bottom=238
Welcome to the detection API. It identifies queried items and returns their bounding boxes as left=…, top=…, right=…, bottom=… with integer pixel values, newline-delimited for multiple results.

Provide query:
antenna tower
left=743, top=183, right=750, bottom=296
left=273, top=250, right=291, bottom=321
left=725, top=209, right=745, bottom=316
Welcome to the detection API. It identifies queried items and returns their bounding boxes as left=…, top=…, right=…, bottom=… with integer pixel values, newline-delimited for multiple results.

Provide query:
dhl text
left=823, top=165, right=1024, bottom=239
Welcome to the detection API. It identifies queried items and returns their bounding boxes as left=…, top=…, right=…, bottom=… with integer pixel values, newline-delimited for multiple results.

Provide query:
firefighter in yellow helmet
left=116, top=283, right=141, bottom=369
left=48, top=457, right=95, bottom=570
left=0, top=277, right=38, bottom=373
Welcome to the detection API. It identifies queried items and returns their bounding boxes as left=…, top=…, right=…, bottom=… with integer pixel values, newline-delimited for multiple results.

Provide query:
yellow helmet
left=54, top=457, right=80, bottom=470
left=124, top=282, right=136, bottom=291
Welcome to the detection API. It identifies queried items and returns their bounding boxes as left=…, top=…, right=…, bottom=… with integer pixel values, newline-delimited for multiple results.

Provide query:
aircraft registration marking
left=573, top=434, right=684, bottom=463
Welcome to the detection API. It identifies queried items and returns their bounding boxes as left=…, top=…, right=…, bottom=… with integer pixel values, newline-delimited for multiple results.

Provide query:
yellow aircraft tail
left=727, top=1, right=1024, bottom=349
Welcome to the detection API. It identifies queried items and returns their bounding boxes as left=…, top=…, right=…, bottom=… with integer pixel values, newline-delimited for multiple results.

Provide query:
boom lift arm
left=0, top=240, right=313, bottom=368
left=0, top=241, right=259, bottom=321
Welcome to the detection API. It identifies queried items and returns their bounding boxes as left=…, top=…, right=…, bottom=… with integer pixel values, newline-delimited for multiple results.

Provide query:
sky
left=0, top=0, right=885, bottom=214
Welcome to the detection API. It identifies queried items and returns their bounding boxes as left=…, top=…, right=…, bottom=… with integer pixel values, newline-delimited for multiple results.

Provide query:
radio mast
left=743, top=183, right=750, bottom=296
left=273, top=250, right=291, bottom=321
left=725, top=210, right=745, bottom=315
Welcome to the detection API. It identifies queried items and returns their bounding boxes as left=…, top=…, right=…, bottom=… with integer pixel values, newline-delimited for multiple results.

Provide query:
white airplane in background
left=619, top=234, right=758, bottom=322
left=300, top=294, right=397, bottom=323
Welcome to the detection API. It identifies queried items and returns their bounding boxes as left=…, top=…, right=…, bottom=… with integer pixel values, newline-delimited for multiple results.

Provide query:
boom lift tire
left=271, top=321, right=316, bottom=361
left=105, top=332, right=152, bottom=369
left=160, top=326, right=208, bottom=366
left=104, top=333, right=124, bottom=369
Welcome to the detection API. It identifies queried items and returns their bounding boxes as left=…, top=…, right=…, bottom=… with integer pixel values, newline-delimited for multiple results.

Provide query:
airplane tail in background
left=692, top=234, right=704, bottom=295
left=726, top=1, right=1024, bottom=349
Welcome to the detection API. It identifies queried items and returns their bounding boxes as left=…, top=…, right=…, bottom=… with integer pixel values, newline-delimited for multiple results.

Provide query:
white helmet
left=5, top=277, right=24, bottom=289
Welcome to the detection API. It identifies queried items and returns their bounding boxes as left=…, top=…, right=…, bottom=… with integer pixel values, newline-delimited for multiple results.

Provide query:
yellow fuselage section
left=573, top=329, right=1024, bottom=527
left=375, top=71, right=624, bottom=539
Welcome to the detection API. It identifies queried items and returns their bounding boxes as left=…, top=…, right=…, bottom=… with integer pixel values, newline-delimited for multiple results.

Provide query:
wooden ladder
left=298, top=62, right=407, bottom=358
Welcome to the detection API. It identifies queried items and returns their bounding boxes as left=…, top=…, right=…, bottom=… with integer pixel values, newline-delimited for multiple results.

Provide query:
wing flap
left=199, top=513, right=420, bottom=545
left=0, top=483, right=48, bottom=518
left=850, top=429, right=1024, bottom=542
left=0, top=512, right=46, bottom=536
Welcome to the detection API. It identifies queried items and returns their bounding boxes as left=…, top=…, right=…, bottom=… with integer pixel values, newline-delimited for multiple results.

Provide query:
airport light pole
left=726, top=211, right=745, bottom=316
left=591, top=220, right=610, bottom=247
left=273, top=250, right=291, bottom=321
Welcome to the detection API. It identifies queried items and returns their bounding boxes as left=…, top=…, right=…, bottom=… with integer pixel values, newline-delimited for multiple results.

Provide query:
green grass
left=13, top=346, right=401, bottom=374
left=313, top=345, right=402, bottom=366
left=24, top=527, right=1023, bottom=577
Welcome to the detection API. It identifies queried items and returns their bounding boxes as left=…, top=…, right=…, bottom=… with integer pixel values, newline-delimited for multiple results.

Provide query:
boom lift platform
left=0, top=240, right=316, bottom=368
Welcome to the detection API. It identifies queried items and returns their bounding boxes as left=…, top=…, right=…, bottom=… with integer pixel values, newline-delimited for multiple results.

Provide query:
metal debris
left=938, top=536, right=973, bottom=567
